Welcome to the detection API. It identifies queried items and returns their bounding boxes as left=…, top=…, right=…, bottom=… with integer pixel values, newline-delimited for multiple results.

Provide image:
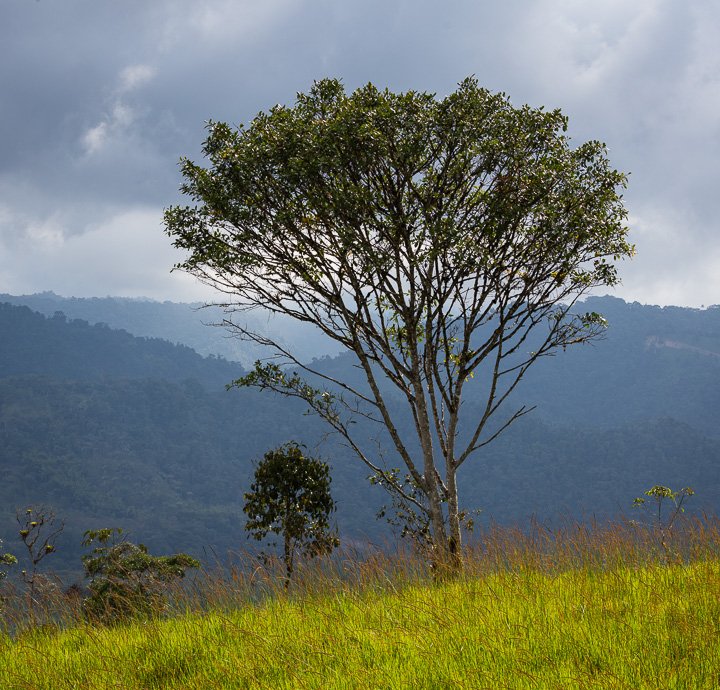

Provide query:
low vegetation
left=2, top=515, right=720, bottom=689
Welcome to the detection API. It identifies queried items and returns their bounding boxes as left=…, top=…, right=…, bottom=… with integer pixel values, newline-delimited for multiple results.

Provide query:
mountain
left=5, top=292, right=718, bottom=432
left=495, top=296, right=720, bottom=435
left=1, top=296, right=719, bottom=578
left=0, top=302, right=240, bottom=388
left=0, top=292, right=341, bottom=366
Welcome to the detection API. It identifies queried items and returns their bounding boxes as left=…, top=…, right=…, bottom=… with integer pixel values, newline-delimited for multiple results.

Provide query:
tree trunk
left=283, top=500, right=293, bottom=590
left=404, top=364, right=448, bottom=570
left=446, top=463, right=462, bottom=573
left=427, top=476, right=448, bottom=572
left=416, top=400, right=449, bottom=574
left=283, top=532, right=293, bottom=590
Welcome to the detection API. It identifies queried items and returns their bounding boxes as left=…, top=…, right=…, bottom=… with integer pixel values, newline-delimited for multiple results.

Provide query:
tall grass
left=2, top=516, right=720, bottom=689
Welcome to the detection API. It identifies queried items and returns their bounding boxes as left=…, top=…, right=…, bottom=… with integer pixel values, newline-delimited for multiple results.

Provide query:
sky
left=1, top=0, right=718, bottom=307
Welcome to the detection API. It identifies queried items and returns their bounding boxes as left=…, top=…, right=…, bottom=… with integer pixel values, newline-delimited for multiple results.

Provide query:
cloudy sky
left=1, top=0, right=718, bottom=307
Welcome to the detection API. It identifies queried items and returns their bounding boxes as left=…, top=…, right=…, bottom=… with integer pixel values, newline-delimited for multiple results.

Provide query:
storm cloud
left=1, top=0, right=718, bottom=305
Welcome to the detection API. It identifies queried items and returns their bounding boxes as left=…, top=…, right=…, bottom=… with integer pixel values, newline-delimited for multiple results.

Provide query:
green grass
left=2, top=520, right=720, bottom=689
left=2, top=561, right=720, bottom=688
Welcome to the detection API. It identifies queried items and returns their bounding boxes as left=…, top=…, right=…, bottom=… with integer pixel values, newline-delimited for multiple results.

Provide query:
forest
left=1, top=295, right=719, bottom=577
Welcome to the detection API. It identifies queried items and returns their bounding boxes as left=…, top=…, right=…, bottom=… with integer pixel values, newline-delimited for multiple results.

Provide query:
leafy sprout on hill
left=633, top=485, right=695, bottom=563
left=17, top=506, right=64, bottom=617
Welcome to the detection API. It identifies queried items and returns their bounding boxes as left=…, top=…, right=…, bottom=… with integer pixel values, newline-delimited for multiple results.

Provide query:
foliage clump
left=81, top=528, right=199, bottom=622
left=0, top=539, right=16, bottom=581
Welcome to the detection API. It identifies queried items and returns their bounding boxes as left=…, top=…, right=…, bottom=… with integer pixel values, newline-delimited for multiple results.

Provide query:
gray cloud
left=1, top=0, right=718, bottom=305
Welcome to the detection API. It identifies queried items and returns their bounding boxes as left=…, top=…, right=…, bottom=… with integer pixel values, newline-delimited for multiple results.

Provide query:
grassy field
left=2, top=520, right=720, bottom=689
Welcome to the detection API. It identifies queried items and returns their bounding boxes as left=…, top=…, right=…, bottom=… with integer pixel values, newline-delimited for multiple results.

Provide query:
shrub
left=81, top=528, right=200, bottom=622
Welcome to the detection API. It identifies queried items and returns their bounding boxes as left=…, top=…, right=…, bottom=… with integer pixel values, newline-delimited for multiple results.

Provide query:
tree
left=17, top=506, right=63, bottom=617
left=244, top=443, right=339, bottom=587
left=165, top=77, right=633, bottom=569
left=81, top=527, right=200, bottom=622
left=633, top=485, right=695, bottom=563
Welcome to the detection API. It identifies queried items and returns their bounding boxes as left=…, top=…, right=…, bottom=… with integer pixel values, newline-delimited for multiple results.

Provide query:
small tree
left=244, top=443, right=339, bottom=587
left=633, top=485, right=695, bottom=563
left=165, top=77, right=633, bottom=569
left=81, top=528, right=200, bottom=622
left=17, top=506, right=63, bottom=617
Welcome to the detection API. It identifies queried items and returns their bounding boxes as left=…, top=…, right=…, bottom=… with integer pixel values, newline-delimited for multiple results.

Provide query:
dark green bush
left=81, top=528, right=199, bottom=622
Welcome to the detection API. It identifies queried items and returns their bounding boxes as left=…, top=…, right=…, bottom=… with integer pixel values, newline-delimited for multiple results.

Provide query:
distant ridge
left=0, top=301, right=242, bottom=388
left=0, top=292, right=340, bottom=365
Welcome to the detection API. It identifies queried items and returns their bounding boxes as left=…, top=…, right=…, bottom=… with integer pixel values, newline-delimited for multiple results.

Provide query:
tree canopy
left=165, top=77, right=633, bottom=568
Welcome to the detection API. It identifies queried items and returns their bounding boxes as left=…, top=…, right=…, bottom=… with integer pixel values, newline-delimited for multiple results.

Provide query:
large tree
left=165, top=77, right=632, bottom=568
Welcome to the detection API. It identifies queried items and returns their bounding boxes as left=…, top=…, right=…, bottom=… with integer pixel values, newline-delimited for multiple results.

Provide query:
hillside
left=0, top=303, right=241, bottom=388
left=1, top=296, right=719, bottom=578
left=4, top=556, right=720, bottom=689
left=0, top=292, right=340, bottom=366
left=4, top=292, right=719, bottom=432
left=517, top=296, right=720, bottom=433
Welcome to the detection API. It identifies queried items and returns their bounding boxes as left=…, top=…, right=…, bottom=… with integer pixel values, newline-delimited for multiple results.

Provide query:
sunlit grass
left=2, top=518, right=720, bottom=689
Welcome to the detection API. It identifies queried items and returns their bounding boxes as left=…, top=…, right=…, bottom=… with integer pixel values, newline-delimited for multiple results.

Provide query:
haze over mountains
left=1, top=293, right=719, bottom=576
left=0, top=292, right=342, bottom=367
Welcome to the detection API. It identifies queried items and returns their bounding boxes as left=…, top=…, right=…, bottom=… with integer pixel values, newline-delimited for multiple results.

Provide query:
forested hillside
left=0, top=292, right=340, bottom=366
left=0, top=303, right=240, bottom=387
left=517, top=296, right=720, bottom=433
left=1, top=297, right=719, bottom=578
left=4, top=293, right=718, bottom=432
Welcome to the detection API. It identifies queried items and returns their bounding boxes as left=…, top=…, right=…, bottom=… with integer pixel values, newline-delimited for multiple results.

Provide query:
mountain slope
left=1, top=297, right=719, bottom=578
left=0, top=302, right=241, bottom=388
left=0, top=292, right=340, bottom=366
